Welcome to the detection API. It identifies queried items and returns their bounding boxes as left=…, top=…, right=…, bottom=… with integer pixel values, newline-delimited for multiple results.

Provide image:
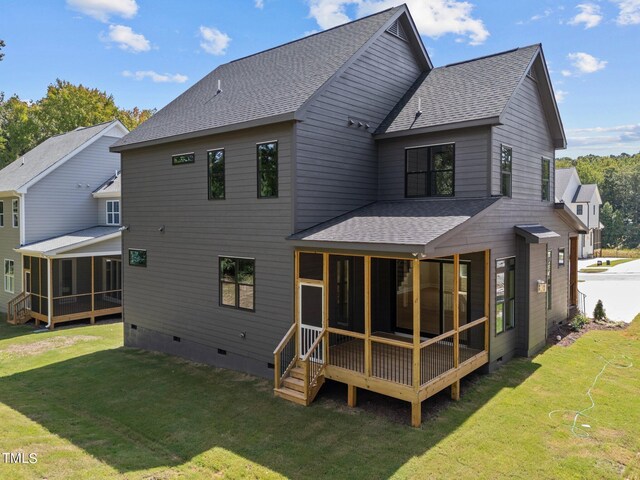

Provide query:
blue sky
left=1, top=0, right=639, bottom=158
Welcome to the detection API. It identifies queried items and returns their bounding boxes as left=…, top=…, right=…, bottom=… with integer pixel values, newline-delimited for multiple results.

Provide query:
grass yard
left=0, top=316, right=639, bottom=479
left=587, top=258, right=637, bottom=269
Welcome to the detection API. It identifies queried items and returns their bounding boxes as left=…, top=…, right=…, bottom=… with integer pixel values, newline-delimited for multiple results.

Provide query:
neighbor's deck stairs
left=7, top=292, right=33, bottom=325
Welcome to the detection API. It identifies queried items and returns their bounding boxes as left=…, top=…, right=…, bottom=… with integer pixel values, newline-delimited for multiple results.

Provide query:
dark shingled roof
left=112, top=7, right=401, bottom=150
left=378, top=45, right=540, bottom=134
left=289, top=197, right=500, bottom=247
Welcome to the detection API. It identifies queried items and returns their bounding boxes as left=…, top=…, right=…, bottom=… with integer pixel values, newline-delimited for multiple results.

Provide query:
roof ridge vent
left=386, top=19, right=407, bottom=41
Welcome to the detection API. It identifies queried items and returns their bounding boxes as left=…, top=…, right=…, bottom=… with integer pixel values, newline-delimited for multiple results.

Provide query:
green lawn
left=1, top=316, right=639, bottom=479
left=587, top=258, right=637, bottom=268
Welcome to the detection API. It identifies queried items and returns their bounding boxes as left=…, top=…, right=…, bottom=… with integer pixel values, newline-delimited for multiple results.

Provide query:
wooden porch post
left=347, top=384, right=357, bottom=407
left=484, top=249, right=490, bottom=352
left=294, top=250, right=300, bottom=358
left=451, top=254, right=460, bottom=401
left=412, top=258, right=421, bottom=427
left=90, top=256, right=95, bottom=324
left=322, top=252, right=329, bottom=364
left=364, top=255, right=371, bottom=377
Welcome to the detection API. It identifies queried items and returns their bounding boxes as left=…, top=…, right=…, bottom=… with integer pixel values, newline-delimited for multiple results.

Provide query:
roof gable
left=0, top=120, right=127, bottom=194
left=112, top=6, right=430, bottom=151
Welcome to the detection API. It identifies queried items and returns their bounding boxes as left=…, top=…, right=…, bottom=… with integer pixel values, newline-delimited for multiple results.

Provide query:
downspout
left=46, top=256, right=53, bottom=329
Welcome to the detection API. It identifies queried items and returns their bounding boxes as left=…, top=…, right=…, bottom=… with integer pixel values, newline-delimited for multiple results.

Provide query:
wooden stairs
left=7, top=292, right=32, bottom=325
left=273, top=324, right=326, bottom=406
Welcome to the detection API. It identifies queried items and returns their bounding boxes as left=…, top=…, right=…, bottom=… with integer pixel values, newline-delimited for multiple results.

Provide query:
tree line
left=557, top=153, right=640, bottom=250
left=0, top=79, right=154, bottom=168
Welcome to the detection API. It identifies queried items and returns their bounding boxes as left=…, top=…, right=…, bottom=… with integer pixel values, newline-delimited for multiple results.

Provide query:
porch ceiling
left=288, top=197, right=501, bottom=253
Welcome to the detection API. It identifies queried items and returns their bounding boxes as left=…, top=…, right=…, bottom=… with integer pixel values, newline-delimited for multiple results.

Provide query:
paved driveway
left=577, top=258, right=640, bottom=322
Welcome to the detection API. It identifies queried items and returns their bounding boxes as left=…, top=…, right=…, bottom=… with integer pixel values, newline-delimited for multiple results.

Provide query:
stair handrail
left=577, top=289, right=587, bottom=315
left=301, top=329, right=326, bottom=399
left=7, top=291, right=28, bottom=324
left=273, top=323, right=297, bottom=389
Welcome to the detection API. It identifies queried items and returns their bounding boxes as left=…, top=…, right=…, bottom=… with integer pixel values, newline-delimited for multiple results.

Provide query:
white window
left=106, top=200, right=120, bottom=225
left=12, top=199, right=18, bottom=228
left=0, top=201, right=4, bottom=227
left=4, top=259, right=15, bottom=293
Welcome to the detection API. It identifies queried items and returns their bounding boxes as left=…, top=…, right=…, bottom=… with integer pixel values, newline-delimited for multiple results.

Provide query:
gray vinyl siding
left=295, top=30, right=424, bottom=231
left=121, top=122, right=293, bottom=372
left=377, top=127, right=491, bottom=200
left=0, top=195, right=21, bottom=311
left=66, top=236, right=121, bottom=255
left=426, top=199, right=571, bottom=364
left=492, top=75, right=555, bottom=200
left=97, top=197, right=121, bottom=225
left=24, top=136, right=121, bottom=243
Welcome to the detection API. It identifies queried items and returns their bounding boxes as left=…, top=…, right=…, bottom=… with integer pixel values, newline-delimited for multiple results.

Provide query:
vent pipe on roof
left=416, top=97, right=422, bottom=117
left=216, top=79, right=222, bottom=94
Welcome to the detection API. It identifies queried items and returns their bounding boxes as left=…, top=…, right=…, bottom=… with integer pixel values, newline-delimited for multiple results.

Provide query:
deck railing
left=328, top=329, right=365, bottom=373
left=419, top=331, right=456, bottom=386
left=7, top=292, right=31, bottom=324
left=371, top=336, right=413, bottom=386
left=302, top=330, right=325, bottom=398
left=273, top=323, right=297, bottom=389
left=52, top=289, right=122, bottom=317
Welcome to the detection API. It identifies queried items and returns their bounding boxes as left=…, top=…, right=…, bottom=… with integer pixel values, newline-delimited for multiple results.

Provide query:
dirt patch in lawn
left=548, top=320, right=627, bottom=347
left=0, top=335, right=99, bottom=358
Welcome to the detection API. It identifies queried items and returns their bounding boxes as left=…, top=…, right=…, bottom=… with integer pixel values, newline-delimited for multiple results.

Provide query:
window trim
left=207, top=148, right=225, bottom=200
left=128, top=248, right=147, bottom=267
left=106, top=200, right=120, bottom=225
left=576, top=204, right=583, bottom=215
left=257, top=141, right=279, bottom=199
left=404, top=143, right=455, bottom=198
left=541, top=157, right=551, bottom=201
left=495, top=256, right=516, bottom=335
left=4, top=258, right=15, bottom=293
left=171, top=152, right=195, bottom=166
left=219, top=256, right=255, bottom=312
left=11, top=199, right=19, bottom=228
left=500, top=144, right=513, bottom=198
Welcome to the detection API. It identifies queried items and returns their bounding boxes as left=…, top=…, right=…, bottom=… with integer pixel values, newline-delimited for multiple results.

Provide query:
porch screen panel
left=371, top=258, right=393, bottom=334
left=299, top=252, right=323, bottom=281
left=442, top=263, right=454, bottom=333
left=420, top=261, right=440, bottom=335
left=395, top=260, right=413, bottom=332
left=328, top=255, right=364, bottom=333
left=300, top=285, right=323, bottom=328
left=76, top=257, right=92, bottom=295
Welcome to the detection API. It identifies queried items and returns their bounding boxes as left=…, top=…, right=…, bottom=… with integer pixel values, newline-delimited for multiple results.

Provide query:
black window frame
left=128, top=249, right=147, bottom=267
left=219, top=256, right=255, bottom=312
left=577, top=204, right=583, bottom=215
left=404, top=143, right=455, bottom=198
left=558, top=248, right=565, bottom=267
left=172, top=152, right=195, bottom=166
left=500, top=145, right=512, bottom=197
left=495, top=257, right=515, bottom=335
left=207, top=148, right=225, bottom=200
left=257, top=141, right=278, bottom=198
left=541, top=157, right=551, bottom=201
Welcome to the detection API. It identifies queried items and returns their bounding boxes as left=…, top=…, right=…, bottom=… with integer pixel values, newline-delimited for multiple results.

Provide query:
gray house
left=111, top=5, right=586, bottom=426
left=1, top=120, right=126, bottom=329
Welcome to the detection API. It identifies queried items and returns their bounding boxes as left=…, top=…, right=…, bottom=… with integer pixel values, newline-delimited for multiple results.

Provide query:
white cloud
left=122, top=70, right=188, bottom=83
left=199, top=26, right=231, bottom=55
left=307, top=0, right=489, bottom=45
left=555, top=89, right=568, bottom=103
left=566, top=123, right=640, bottom=156
left=531, top=8, right=553, bottom=21
left=567, top=52, right=607, bottom=74
left=611, top=0, right=640, bottom=25
left=102, top=25, right=150, bottom=53
left=561, top=69, right=572, bottom=77
left=67, top=0, right=138, bottom=22
left=255, top=0, right=264, bottom=8
left=568, top=4, right=602, bottom=28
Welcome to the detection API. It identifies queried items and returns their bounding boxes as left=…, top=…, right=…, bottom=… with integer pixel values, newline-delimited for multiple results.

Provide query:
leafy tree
left=117, top=106, right=156, bottom=132
left=0, top=39, right=5, bottom=61
left=0, top=94, right=40, bottom=166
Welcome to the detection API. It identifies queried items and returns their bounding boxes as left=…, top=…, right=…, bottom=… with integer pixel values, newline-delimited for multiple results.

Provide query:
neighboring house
left=1, top=120, right=127, bottom=329
left=111, top=6, right=586, bottom=426
left=555, top=167, right=602, bottom=258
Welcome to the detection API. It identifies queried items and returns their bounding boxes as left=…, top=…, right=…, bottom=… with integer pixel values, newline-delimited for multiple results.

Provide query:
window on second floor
left=208, top=149, right=225, bottom=200
left=593, top=205, right=596, bottom=215
left=0, top=201, right=4, bottom=227
left=541, top=157, right=551, bottom=201
left=405, top=144, right=454, bottom=198
left=500, top=145, right=512, bottom=197
left=257, top=142, right=278, bottom=198
left=577, top=204, right=583, bottom=215
left=11, top=199, right=18, bottom=228
left=106, top=200, right=120, bottom=225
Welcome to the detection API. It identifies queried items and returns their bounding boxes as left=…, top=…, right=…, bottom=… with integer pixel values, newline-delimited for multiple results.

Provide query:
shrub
left=569, top=314, right=590, bottom=332
left=593, top=300, right=607, bottom=322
